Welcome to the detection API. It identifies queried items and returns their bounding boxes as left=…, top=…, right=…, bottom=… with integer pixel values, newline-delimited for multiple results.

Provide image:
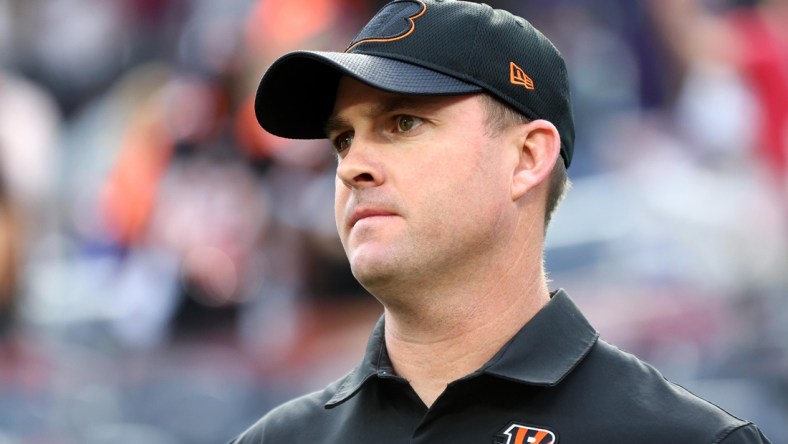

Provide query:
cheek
left=435, top=136, right=507, bottom=196
left=405, top=159, right=461, bottom=209
left=334, top=178, right=349, bottom=232
left=416, top=141, right=507, bottom=222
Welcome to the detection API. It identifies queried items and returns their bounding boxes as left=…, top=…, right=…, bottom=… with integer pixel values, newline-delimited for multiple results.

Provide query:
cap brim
left=254, top=51, right=482, bottom=139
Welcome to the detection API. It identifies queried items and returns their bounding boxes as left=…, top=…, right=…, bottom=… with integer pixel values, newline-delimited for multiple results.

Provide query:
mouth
left=348, top=208, right=398, bottom=228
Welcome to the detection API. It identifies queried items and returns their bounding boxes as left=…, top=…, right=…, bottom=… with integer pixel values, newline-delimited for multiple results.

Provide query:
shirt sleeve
left=719, top=423, right=773, bottom=444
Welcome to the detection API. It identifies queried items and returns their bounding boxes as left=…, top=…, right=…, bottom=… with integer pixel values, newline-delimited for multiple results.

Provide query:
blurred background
left=0, top=0, right=786, bottom=442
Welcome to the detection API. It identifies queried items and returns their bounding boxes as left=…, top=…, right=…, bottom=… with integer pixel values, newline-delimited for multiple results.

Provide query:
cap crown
left=346, top=0, right=574, bottom=167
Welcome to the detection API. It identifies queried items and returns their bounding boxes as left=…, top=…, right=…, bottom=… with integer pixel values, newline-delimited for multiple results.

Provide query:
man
left=230, top=0, right=772, bottom=442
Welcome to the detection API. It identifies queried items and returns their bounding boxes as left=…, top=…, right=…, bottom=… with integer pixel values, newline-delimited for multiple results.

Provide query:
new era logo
left=509, top=62, right=535, bottom=90
left=496, top=422, right=556, bottom=444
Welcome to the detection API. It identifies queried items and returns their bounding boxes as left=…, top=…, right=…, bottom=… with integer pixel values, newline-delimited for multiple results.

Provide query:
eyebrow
left=322, top=95, right=448, bottom=137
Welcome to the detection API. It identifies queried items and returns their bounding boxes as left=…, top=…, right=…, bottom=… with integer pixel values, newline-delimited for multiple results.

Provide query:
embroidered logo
left=346, top=0, right=426, bottom=51
left=495, top=422, right=557, bottom=444
left=510, top=62, right=535, bottom=90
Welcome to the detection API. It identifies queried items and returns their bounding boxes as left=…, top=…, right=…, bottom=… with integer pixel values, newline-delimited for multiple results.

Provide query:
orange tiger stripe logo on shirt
left=496, top=422, right=557, bottom=444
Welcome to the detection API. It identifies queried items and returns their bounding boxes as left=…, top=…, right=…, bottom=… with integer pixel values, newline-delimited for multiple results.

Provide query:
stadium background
left=0, top=0, right=786, bottom=442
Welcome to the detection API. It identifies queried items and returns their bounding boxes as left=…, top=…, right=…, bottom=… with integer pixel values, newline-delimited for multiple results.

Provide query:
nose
left=335, top=140, right=384, bottom=190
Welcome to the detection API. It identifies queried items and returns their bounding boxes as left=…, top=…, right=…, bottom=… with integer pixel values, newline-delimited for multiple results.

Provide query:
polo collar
left=480, top=289, right=599, bottom=385
left=325, top=316, right=391, bottom=408
left=325, top=289, right=598, bottom=408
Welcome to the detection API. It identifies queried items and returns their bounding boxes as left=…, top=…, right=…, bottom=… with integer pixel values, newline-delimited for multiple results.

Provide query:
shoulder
left=575, top=339, right=771, bottom=442
left=718, top=423, right=774, bottom=443
left=227, top=373, right=350, bottom=444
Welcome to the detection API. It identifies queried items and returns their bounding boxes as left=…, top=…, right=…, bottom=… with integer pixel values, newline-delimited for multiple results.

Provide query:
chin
left=349, top=256, right=403, bottom=294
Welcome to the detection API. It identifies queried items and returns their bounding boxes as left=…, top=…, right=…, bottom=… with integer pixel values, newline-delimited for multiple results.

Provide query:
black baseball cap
left=254, top=0, right=575, bottom=167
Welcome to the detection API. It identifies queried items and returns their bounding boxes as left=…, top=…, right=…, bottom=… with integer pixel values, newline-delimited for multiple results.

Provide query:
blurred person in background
left=0, top=169, right=20, bottom=341
left=647, top=0, right=788, bottom=202
left=229, top=1, right=772, bottom=442
left=0, top=68, right=61, bottom=386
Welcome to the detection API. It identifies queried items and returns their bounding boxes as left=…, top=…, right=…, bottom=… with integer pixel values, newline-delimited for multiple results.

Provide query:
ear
left=511, top=119, right=561, bottom=201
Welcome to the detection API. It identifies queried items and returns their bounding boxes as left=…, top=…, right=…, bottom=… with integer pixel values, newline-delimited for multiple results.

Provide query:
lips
left=347, top=207, right=398, bottom=228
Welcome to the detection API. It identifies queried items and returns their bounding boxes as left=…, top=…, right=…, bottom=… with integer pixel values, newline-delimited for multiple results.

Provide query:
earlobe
left=511, top=119, right=560, bottom=201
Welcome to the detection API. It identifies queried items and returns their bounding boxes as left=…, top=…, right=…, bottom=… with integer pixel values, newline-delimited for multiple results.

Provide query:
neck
left=381, top=248, right=550, bottom=407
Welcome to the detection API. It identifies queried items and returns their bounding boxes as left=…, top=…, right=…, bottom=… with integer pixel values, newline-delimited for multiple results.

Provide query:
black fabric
left=255, top=51, right=482, bottom=139
left=228, top=290, right=772, bottom=443
left=254, top=0, right=576, bottom=167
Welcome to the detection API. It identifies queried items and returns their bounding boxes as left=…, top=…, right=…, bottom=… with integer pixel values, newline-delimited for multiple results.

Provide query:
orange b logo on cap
left=346, top=0, right=426, bottom=52
left=510, top=62, right=535, bottom=90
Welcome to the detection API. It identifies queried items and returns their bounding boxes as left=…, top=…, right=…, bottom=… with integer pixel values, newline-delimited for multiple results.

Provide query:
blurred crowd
left=0, top=0, right=786, bottom=442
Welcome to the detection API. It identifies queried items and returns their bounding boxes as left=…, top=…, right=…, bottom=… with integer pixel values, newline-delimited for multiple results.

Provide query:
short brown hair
left=481, top=94, right=570, bottom=229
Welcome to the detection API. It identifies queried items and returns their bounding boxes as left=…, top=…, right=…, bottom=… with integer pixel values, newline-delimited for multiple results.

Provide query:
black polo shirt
left=229, top=290, right=771, bottom=443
